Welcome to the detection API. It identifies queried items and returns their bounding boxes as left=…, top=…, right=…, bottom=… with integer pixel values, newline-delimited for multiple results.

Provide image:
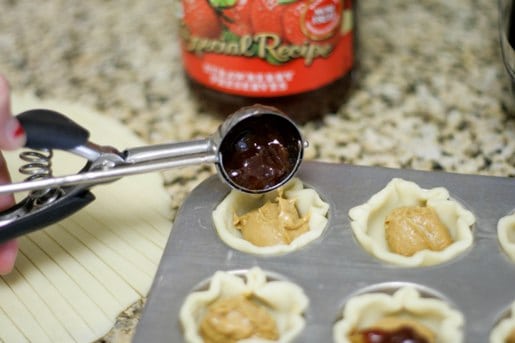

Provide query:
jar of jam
left=177, top=0, right=359, bottom=123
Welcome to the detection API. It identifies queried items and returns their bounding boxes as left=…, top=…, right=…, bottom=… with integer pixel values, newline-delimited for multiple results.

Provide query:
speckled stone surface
left=1, top=0, right=514, bottom=341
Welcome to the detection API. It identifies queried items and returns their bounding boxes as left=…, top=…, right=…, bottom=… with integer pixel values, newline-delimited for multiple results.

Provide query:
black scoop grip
left=17, top=109, right=90, bottom=150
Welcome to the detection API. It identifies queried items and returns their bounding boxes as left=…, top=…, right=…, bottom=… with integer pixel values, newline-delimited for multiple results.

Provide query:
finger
left=0, top=155, right=17, bottom=275
left=0, top=75, right=26, bottom=150
left=0, top=153, right=14, bottom=210
left=0, top=75, right=21, bottom=275
left=0, top=239, right=18, bottom=275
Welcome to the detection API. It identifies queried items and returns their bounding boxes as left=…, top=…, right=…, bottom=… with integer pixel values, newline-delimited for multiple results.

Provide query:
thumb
left=0, top=75, right=26, bottom=150
left=0, top=240, right=18, bottom=275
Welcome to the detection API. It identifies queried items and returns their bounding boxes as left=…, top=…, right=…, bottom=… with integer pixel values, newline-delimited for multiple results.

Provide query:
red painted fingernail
left=13, top=122, right=25, bottom=138
left=7, top=119, right=27, bottom=147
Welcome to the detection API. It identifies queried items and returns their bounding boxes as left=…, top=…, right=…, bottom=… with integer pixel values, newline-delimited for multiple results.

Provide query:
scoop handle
left=17, top=109, right=90, bottom=150
left=0, top=190, right=95, bottom=243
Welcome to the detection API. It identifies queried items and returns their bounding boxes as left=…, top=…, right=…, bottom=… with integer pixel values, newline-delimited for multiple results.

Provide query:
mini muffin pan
left=133, top=161, right=515, bottom=342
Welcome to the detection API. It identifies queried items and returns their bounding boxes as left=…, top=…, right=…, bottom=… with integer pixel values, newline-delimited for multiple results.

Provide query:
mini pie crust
left=349, top=178, right=475, bottom=267
left=212, top=178, right=330, bottom=255
left=179, top=267, right=309, bottom=343
left=498, top=212, right=515, bottom=262
left=333, top=286, right=464, bottom=343
left=490, top=300, right=515, bottom=343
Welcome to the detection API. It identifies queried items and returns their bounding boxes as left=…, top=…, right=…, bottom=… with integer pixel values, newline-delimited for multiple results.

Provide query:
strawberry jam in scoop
left=217, top=105, right=304, bottom=193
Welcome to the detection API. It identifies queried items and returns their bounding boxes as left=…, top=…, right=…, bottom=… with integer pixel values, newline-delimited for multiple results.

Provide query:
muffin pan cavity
left=333, top=282, right=464, bottom=343
left=490, top=300, right=515, bottom=343
left=212, top=177, right=330, bottom=256
left=179, top=267, right=309, bottom=343
left=498, top=211, right=515, bottom=262
left=134, top=162, right=515, bottom=342
left=349, top=178, right=476, bottom=267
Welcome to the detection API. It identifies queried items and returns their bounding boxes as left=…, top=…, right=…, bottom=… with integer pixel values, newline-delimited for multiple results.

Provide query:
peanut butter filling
left=385, top=206, right=453, bottom=257
left=348, top=317, right=435, bottom=343
left=233, top=190, right=310, bottom=247
left=199, top=294, right=279, bottom=343
left=507, top=328, right=515, bottom=343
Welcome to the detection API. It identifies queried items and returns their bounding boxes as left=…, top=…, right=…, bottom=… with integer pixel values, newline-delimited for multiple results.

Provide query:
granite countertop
left=1, top=0, right=514, bottom=342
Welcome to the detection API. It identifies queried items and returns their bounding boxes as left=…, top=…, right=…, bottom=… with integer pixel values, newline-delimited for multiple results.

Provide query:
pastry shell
left=179, top=267, right=309, bottom=343
left=490, top=300, right=515, bottom=343
left=333, top=285, right=464, bottom=343
left=497, top=212, right=515, bottom=262
left=349, top=178, right=475, bottom=267
left=212, top=178, right=330, bottom=255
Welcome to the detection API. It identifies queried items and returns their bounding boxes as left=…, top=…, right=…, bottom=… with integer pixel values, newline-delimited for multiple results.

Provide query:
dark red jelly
left=359, top=326, right=429, bottom=343
left=219, top=112, right=302, bottom=192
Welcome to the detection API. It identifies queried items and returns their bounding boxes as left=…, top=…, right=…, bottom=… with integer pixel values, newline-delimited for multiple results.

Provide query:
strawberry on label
left=182, top=0, right=222, bottom=38
left=250, top=0, right=286, bottom=37
left=222, top=0, right=254, bottom=36
left=282, top=1, right=309, bottom=45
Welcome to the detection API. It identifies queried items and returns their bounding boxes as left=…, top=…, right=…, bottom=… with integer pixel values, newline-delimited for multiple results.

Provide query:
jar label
left=179, top=0, right=354, bottom=97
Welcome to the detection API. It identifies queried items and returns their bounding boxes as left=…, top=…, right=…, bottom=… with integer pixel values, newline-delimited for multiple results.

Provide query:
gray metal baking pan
left=133, top=161, right=515, bottom=343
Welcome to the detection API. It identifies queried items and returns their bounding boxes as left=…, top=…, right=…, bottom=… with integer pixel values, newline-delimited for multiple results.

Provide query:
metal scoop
left=0, top=104, right=306, bottom=242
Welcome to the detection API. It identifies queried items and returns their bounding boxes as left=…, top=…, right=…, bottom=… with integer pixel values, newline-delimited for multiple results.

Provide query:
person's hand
left=0, top=75, right=26, bottom=275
